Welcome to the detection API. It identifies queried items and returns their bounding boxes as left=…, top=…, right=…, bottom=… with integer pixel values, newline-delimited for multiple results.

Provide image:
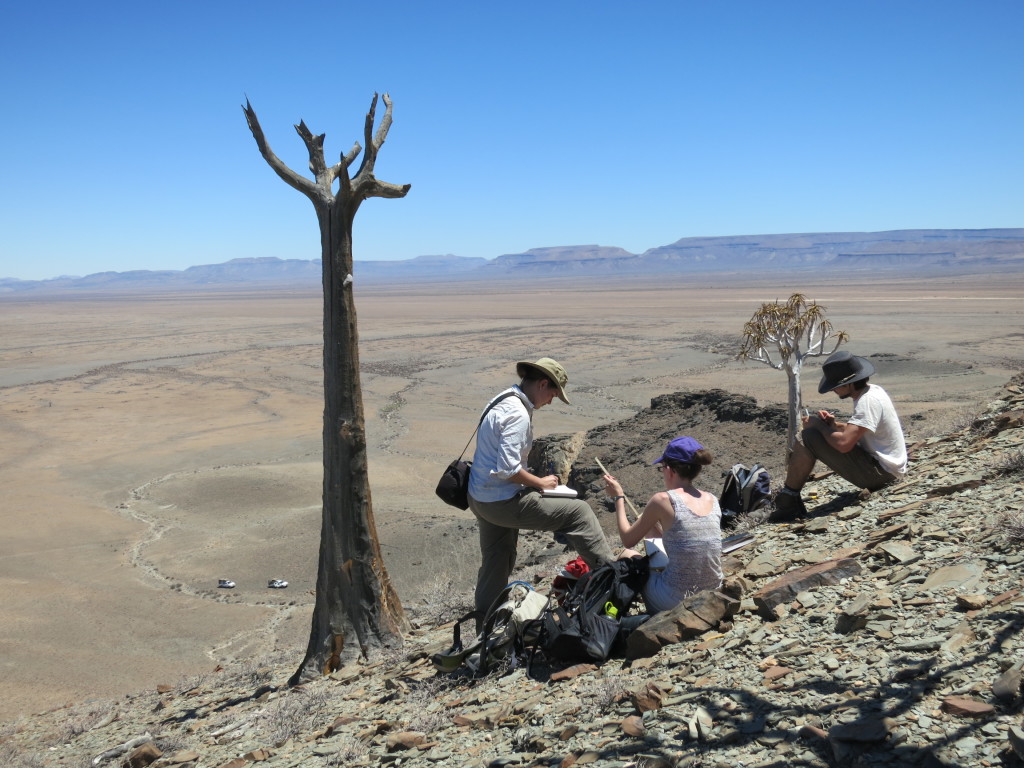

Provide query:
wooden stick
left=594, top=457, right=640, bottom=519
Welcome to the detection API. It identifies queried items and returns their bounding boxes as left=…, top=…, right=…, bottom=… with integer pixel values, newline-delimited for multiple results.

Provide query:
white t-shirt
left=849, top=384, right=908, bottom=476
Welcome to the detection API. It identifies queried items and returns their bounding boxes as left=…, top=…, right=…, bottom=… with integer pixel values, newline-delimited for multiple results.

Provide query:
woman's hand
left=603, top=473, right=623, bottom=499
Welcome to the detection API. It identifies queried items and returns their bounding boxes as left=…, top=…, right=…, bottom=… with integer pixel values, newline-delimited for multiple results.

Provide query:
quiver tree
left=739, top=293, right=848, bottom=452
left=243, top=93, right=410, bottom=684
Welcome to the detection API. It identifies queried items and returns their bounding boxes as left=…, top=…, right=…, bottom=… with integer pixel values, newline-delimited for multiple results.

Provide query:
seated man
left=468, top=358, right=613, bottom=618
left=773, top=351, right=907, bottom=521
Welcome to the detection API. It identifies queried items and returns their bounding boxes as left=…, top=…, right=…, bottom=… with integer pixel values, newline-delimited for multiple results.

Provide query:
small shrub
left=404, top=677, right=457, bottom=733
left=175, top=673, right=208, bottom=695
left=910, top=407, right=981, bottom=439
left=950, top=408, right=984, bottom=434
left=324, top=736, right=368, bottom=764
left=996, top=508, right=1024, bottom=547
left=723, top=506, right=769, bottom=535
left=154, top=731, right=191, bottom=755
left=414, top=573, right=474, bottom=626
left=994, top=449, right=1024, bottom=477
left=579, top=675, right=627, bottom=717
left=367, top=641, right=408, bottom=670
left=0, top=743, right=45, bottom=768
left=50, top=701, right=117, bottom=744
left=256, top=685, right=331, bottom=746
left=218, top=657, right=277, bottom=689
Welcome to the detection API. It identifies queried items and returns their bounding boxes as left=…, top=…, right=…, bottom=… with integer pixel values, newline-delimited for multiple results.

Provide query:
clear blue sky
left=1, top=1, right=1021, bottom=280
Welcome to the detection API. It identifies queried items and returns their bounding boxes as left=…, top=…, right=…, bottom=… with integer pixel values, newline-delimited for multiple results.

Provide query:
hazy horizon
left=4, top=226, right=1023, bottom=284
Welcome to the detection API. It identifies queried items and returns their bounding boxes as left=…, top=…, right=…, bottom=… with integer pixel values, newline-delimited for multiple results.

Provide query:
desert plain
left=1, top=272, right=1022, bottom=722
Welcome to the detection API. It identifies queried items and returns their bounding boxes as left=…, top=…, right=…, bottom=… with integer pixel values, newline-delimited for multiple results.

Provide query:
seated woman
left=603, top=436, right=723, bottom=613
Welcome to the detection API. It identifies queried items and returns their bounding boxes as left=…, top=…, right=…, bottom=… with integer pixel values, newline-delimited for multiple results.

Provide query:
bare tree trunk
left=785, top=365, right=802, bottom=455
left=242, top=94, right=410, bottom=684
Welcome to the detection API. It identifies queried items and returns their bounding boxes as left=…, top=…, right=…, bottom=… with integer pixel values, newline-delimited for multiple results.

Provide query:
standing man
left=773, top=351, right=908, bottom=521
left=468, top=358, right=613, bottom=617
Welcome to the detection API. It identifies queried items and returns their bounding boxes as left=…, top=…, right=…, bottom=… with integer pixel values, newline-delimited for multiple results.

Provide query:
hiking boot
left=769, top=491, right=807, bottom=522
left=268, top=579, right=288, bottom=589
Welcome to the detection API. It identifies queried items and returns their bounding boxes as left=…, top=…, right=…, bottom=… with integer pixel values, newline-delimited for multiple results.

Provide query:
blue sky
left=1, top=1, right=1021, bottom=280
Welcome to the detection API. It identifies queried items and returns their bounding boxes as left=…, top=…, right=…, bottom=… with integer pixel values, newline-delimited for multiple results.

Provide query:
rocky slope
left=3, top=377, right=1023, bottom=768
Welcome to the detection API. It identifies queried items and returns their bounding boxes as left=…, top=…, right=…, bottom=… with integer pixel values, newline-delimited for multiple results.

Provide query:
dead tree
left=243, top=93, right=410, bottom=684
left=739, top=294, right=848, bottom=452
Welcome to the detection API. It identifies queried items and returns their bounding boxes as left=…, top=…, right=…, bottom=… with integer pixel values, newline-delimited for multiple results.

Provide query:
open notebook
left=644, top=537, right=669, bottom=570
left=542, top=484, right=578, bottom=498
left=644, top=531, right=754, bottom=571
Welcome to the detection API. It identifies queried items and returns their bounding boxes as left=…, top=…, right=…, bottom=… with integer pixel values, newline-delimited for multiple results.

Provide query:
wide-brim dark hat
left=516, top=357, right=571, bottom=404
left=818, top=351, right=875, bottom=394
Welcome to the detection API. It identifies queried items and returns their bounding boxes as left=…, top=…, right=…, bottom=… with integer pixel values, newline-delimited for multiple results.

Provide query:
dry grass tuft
left=722, top=506, right=770, bottom=535
left=324, top=735, right=369, bottom=764
left=0, top=742, right=45, bottom=768
left=412, top=573, right=475, bottom=626
left=256, top=685, right=332, bottom=747
left=910, top=406, right=983, bottom=439
left=994, top=449, right=1024, bottom=477
left=49, top=701, right=118, bottom=745
left=216, top=652, right=289, bottom=690
left=579, top=675, right=628, bottom=717
left=403, top=677, right=458, bottom=733
left=367, top=641, right=409, bottom=670
left=995, top=507, right=1024, bottom=548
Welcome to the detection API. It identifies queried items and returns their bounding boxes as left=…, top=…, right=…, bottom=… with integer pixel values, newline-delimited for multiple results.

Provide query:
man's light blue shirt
left=467, top=386, right=534, bottom=503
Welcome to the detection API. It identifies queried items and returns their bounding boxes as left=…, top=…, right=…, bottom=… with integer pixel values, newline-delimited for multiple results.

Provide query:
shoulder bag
left=435, top=391, right=519, bottom=510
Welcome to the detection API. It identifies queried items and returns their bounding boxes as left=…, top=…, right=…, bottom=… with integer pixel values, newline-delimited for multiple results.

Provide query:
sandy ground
left=1, top=273, right=1021, bottom=721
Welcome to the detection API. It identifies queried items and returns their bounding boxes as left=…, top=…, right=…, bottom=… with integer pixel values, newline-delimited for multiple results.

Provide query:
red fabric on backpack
left=552, top=556, right=591, bottom=597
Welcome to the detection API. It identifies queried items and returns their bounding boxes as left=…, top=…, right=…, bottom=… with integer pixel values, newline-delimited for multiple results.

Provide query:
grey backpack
left=720, top=463, right=771, bottom=527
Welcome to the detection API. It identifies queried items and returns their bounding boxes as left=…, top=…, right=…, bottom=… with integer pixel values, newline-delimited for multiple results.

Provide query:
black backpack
left=531, top=556, right=649, bottom=664
left=720, top=462, right=771, bottom=528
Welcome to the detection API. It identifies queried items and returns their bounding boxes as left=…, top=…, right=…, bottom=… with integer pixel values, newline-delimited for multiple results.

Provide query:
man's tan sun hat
left=516, top=358, right=571, bottom=404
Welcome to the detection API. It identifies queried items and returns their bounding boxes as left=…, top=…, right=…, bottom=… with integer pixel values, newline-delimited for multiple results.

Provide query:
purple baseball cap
left=652, top=436, right=704, bottom=465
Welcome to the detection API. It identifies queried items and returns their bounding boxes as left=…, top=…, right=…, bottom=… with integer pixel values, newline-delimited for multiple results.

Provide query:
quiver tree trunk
left=785, top=365, right=802, bottom=453
left=243, top=94, right=410, bottom=683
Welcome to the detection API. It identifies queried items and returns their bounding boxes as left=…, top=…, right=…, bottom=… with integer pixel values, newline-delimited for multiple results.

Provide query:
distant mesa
left=2, top=229, right=1022, bottom=294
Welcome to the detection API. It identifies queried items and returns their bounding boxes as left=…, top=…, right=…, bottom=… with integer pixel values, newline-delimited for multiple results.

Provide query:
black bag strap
left=473, top=581, right=535, bottom=675
left=456, top=390, right=522, bottom=460
left=449, top=609, right=483, bottom=655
